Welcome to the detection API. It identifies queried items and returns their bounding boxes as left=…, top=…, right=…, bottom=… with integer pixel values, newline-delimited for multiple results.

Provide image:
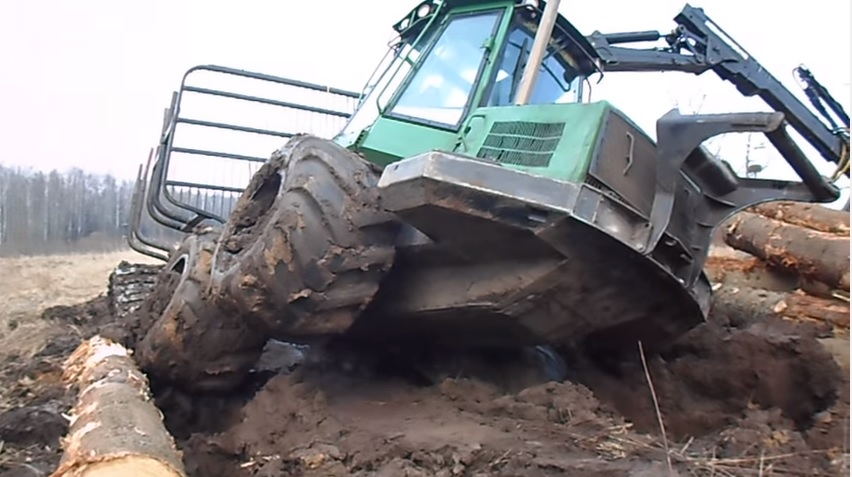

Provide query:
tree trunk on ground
left=50, top=336, right=186, bottom=477
left=750, top=201, right=850, bottom=236
left=724, top=212, right=850, bottom=291
left=704, top=254, right=799, bottom=292
left=712, top=285, right=850, bottom=329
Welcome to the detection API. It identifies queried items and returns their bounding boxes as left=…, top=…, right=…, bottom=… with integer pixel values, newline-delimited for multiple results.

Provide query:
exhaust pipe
left=514, top=0, right=561, bottom=105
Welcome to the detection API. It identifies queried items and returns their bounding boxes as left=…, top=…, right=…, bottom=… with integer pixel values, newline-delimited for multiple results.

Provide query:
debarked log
left=50, top=336, right=186, bottom=477
left=750, top=200, right=850, bottom=236
left=704, top=254, right=798, bottom=292
left=711, top=285, right=850, bottom=329
left=724, top=212, right=850, bottom=291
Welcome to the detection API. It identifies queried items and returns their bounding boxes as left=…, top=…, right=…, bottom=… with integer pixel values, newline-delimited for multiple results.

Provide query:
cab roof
left=393, top=0, right=601, bottom=74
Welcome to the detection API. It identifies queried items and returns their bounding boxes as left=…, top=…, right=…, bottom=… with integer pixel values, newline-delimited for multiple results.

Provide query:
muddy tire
left=135, top=230, right=268, bottom=392
left=107, top=261, right=162, bottom=321
left=210, top=134, right=399, bottom=342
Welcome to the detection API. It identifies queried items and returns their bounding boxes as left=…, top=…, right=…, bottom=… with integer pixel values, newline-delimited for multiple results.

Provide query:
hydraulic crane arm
left=586, top=4, right=849, bottom=185
left=795, top=65, right=850, bottom=137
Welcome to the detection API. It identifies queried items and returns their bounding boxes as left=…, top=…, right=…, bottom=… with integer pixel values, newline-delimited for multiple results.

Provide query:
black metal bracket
left=587, top=4, right=848, bottom=172
left=645, top=109, right=840, bottom=286
left=150, top=65, right=361, bottom=232
left=147, top=147, right=198, bottom=231
left=126, top=155, right=173, bottom=262
left=145, top=92, right=204, bottom=231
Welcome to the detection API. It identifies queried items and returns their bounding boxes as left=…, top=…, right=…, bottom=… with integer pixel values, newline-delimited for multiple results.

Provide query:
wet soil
left=0, top=297, right=109, bottom=475
left=0, top=264, right=848, bottom=476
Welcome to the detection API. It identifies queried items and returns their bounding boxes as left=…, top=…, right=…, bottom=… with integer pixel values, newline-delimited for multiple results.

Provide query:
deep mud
left=0, top=296, right=108, bottom=476
left=169, top=317, right=847, bottom=477
left=0, top=262, right=163, bottom=476
left=0, top=263, right=848, bottom=476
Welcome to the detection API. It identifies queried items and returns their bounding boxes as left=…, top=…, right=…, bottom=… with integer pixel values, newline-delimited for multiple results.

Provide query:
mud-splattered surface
left=2, top=295, right=848, bottom=475
left=0, top=256, right=849, bottom=477
left=0, top=257, right=162, bottom=476
left=166, top=315, right=848, bottom=477
left=0, top=297, right=111, bottom=475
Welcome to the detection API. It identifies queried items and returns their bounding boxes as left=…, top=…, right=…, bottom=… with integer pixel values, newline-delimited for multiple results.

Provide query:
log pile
left=49, top=336, right=187, bottom=477
left=709, top=200, right=850, bottom=329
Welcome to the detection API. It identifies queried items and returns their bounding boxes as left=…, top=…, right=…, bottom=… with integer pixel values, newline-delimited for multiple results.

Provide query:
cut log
left=712, top=285, right=850, bottom=329
left=724, top=212, right=850, bottom=291
left=704, top=254, right=798, bottom=292
left=50, top=336, right=186, bottom=477
left=750, top=201, right=850, bottom=236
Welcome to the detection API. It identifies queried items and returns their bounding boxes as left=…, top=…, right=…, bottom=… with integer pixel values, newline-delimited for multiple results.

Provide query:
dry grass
left=578, top=421, right=849, bottom=477
left=0, top=250, right=160, bottom=362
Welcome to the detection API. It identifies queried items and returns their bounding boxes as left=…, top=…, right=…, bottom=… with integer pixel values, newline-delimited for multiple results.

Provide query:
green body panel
left=355, top=117, right=462, bottom=167
left=454, top=102, right=613, bottom=182
left=355, top=101, right=614, bottom=183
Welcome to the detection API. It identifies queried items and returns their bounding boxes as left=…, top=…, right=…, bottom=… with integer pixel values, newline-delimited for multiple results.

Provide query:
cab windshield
left=488, top=24, right=584, bottom=106
left=387, top=12, right=584, bottom=128
left=337, top=8, right=586, bottom=143
left=389, top=11, right=503, bottom=127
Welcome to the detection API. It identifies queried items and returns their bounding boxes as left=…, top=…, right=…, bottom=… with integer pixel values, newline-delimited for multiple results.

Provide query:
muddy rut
left=0, top=267, right=848, bottom=477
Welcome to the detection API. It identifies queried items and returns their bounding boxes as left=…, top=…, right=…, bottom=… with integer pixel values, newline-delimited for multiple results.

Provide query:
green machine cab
left=336, top=0, right=606, bottom=184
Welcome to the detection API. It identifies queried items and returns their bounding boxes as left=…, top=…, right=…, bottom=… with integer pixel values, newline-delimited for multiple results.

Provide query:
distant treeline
left=0, top=165, right=250, bottom=257
left=0, top=165, right=139, bottom=255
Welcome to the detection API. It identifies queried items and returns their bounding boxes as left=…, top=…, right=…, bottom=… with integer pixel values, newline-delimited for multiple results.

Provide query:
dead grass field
left=0, top=250, right=160, bottom=363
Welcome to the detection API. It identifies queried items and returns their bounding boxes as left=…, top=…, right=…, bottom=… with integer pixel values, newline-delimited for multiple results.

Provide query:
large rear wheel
left=210, top=134, right=399, bottom=342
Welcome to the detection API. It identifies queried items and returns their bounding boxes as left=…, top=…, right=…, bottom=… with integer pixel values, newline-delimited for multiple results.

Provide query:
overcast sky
left=1, top=0, right=849, bottom=200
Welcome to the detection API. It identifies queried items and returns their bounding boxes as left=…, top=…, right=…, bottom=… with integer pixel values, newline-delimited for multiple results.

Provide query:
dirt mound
left=177, top=369, right=637, bottom=477
left=153, top=315, right=846, bottom=477
left=573, top=319, right=842, bottom=440
left=0, top=277, right=848, bottom=476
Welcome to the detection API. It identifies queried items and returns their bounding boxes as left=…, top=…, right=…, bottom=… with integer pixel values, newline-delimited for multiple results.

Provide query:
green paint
left=338, top=0, right=610, bottom=185
left=336, top=1, right=514, bottom=160
left=454, top=102, right=613, bottom=182
left=356, top=117, right=461, bottom=167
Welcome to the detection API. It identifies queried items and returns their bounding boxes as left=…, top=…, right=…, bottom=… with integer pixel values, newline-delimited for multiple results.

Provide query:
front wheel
left=210, top=134, right=399, bottom=342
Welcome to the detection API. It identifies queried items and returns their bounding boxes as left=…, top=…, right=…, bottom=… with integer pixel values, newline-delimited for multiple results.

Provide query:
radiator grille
left=475, top=120, right=565, bottom=167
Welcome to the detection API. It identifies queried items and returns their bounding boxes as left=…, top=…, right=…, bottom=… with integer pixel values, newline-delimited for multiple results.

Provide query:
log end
left=50, top=336, right=187, bottom=477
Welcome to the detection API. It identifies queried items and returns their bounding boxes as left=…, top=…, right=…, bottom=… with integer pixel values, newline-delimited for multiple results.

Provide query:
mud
left=208, top=136, right=399, bottom=344
left=0, top=264, right=848, bottom=477
left=126, top=267, right=182, bottom=347
left=571, top=320, right=842, bottom=439
left=176, top=364, right=641, bottom=477
left=0, top=297, right=109, bottom=474
left=165, top=314, right=847, bottom=477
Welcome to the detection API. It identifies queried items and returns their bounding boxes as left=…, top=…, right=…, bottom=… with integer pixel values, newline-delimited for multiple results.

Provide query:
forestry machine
left=126, top=0, right=850, bottom=390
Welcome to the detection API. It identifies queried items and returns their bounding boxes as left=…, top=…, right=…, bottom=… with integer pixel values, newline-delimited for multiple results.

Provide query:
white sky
left=0, top=0, right=849, bottom=202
